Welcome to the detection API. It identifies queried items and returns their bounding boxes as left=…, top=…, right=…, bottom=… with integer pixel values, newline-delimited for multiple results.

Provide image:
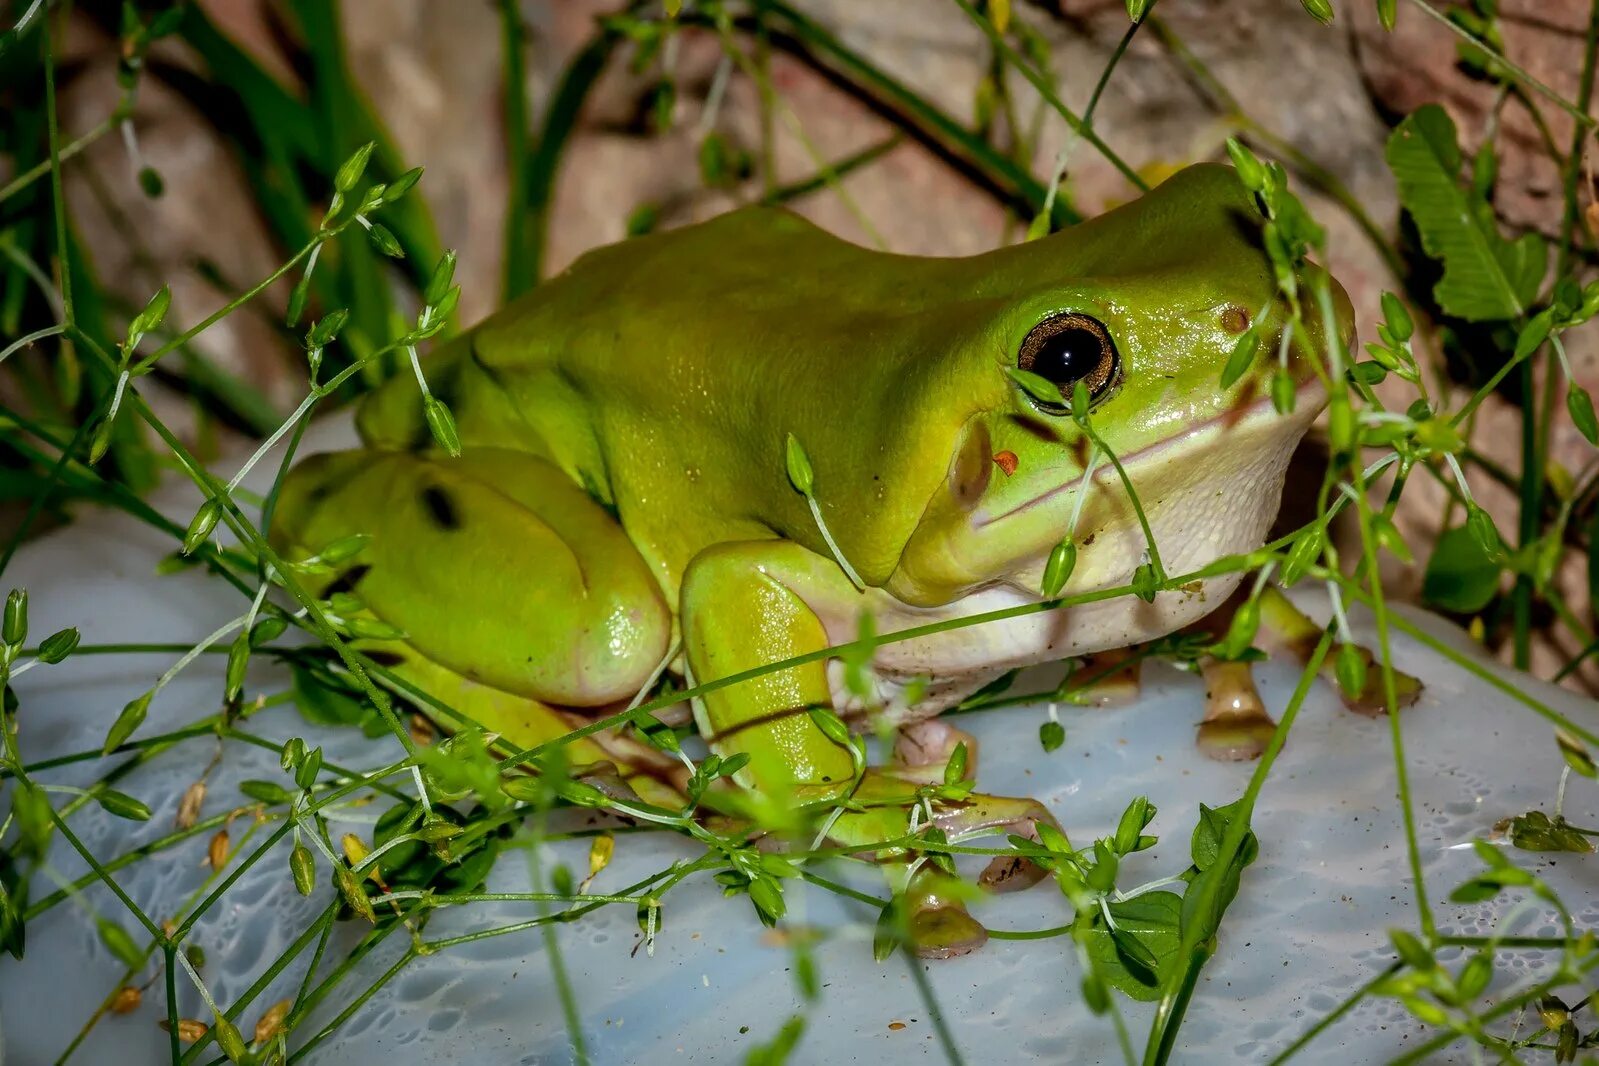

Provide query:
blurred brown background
left=19, top=0, right=1599, bottom=681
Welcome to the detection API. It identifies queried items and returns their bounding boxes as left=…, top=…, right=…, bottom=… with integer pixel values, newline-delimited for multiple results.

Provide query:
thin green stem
left=0, top=116, right=114, bottom=204
left=1405, top=0, right=1596, bottom=128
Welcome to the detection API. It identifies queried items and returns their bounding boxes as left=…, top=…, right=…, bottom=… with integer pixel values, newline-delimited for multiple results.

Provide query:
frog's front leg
left=680, top=540, right=1059, bottom=958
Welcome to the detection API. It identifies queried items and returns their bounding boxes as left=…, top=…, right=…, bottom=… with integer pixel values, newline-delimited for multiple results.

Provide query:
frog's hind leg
left=272, top=447, right=681, bottom=796
left=361, top=638, right=687, bottom=808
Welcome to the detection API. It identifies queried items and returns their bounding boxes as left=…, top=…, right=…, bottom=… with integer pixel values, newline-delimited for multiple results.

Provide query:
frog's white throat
left=846, top=377, right=1327, bottom=713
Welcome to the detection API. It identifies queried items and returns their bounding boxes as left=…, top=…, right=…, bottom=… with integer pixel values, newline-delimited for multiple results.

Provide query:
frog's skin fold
left=272, top=163, right=1409, bottom=956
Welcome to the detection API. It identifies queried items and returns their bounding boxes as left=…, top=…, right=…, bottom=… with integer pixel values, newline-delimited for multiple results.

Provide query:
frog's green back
left=356, top=163, right=1276, bottom=597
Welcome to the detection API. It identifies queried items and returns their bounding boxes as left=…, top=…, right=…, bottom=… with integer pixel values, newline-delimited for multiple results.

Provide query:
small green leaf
left=1082, top=971, right=1110, bottom=1013
left=1299, top=0, right=1334, bottom=24
left=1041, top=538, right=1076, bottom=598
left=95, top=789, right=152, bottom=821
left=306, top=309, right=349, bottom=349
left=126, top=285, right=171, bottom=349
left=366, top=222, right=404, bottom=258
left=1514, top=309, right=1554, bottom=361
left=239, top=780, right=295, bottom=805
left=808, top=707, right=852, bottom=749
left=1114, top=796, right=1153, bottom=855
left=1334, top=643, right=1367, bottom=701
left=335, top=864, right=376, bottom=922
left=873, top=899, right=902, bottom=962
left=1225, top=138, right=1266, bottom=194
left=291, top=845, right=316, bottom=896
left=224, top=633, right=250, bottom=701
left=1389, top=928, right=1435, bottom=970
left=1271, top=368, right=1297, bottom=414
left=383, top=166, right=424, bottom=203
left=1422, top=524, right=1502, bottom=614
left=137, top=166, right=164, bottom=198
left=285, top=271, right=313, bottom=329
left=250, top=616, right=287, bottom=648
left=748, top=876, right=786, bottom=924
left=1457, top=951, right=1492, bottom=999
left=1281, top=526, right=1324, bottom=585
left=1503, top=810, right=1592, bottom=853
left=2, top=588, right=26, bottom=646
left=1215, top=598, right=1261, bottom=661
left=1381, top=291, right=1412, bottom=340
left=103, top=691, right=152, bottom=754
left=943, top=742, right=968, bottom=786
left=0, top=880, right=23, bottom=960
left=182, top=499, right=222, bottom=555
left=36, top=627, right=80, bottom=664
left=294, top=746, right=323, bottom=790
left=1006, top=366, right=1066, bottom=408
left=1567, top=384, right=1598, bottom=445
left=425, top=250, right=458, bottom=307
left=344, top=616, right=406, bottom=641
left=97, top=918, right=144, bottom=969
left=334, top=141, right=376, bottom=193
left=1131, top=562, right=1158, bottom=603
left=1220, top=328, right=1259, bottom=390
left=1555, top=729, right=1597, bottom=778
left=1466, top=504, right=1503, bottom=560
left=213, top=1013, right=247, bottom=1063
left=784, top=433, right=815, bottom=495
left=88, top=418, right=116, bottom=465
left=424, top=397, right=462, bottom=457
left=1039, top=719, right=1065, bottom=753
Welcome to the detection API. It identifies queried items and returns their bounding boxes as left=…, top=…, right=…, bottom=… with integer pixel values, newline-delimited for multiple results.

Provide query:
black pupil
left=1034, top=327, right=1103, bottom=388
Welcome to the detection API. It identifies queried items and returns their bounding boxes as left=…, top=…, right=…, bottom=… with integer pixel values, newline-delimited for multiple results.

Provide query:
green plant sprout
left=3, top=1, right=1599, bottom=1065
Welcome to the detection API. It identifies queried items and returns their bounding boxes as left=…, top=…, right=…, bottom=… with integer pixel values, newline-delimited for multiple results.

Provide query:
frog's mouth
left=975, top=375, right=1328, bottom=531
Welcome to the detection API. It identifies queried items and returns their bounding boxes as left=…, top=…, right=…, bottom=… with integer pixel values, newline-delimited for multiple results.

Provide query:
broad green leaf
left=1421, top=524, right=1501, bottom=614
left=1385, top=105, right=1544, bottom=321
left=1083, top=891, right=1182, bottom=1000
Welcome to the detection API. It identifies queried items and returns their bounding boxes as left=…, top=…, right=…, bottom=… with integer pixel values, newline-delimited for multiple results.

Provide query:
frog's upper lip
left=974, top=376, right=1329, bottom=529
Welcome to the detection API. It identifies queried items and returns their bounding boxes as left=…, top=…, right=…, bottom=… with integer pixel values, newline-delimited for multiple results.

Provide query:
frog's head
left=887, top=163, right=1348, bottom=612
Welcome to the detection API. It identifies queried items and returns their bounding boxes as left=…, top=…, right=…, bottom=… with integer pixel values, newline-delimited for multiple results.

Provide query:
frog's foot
left=1321, top=642, right=1423, bottom=717
left=891, top=719, right=979, bottom=786
left=1256, top=587, right=1423, bottom=717
left=1196, top=658, right=1276, bottom=761
left=1065, top=647, right=1143, bottom=706
left=894, top=865, right=988, bottom=959
left=936, top=791, right=1062, bottom=892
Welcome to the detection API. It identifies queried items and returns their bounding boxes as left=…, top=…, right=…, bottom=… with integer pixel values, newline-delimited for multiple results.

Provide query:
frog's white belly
left=824, top=385, right=1321, bottom=717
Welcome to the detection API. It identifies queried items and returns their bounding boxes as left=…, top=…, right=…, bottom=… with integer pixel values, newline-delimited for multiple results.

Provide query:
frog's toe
left=1195, top=715, right=1275, bottom=761
left=892, top=719, right=979, bottom=785
left=1196, top=659, right=1276, bottom=761
left=904, top=871, right=988, bottom=959
left=1329, top=645, right=1423, bottom=717
left=1066, top=648, right=1143, bottom=706
left=931, top=794, right=1060, bottom=893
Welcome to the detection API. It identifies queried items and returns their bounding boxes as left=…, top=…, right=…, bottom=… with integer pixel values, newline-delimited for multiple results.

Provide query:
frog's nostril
left=1220, top=306, right=1251, bottom=335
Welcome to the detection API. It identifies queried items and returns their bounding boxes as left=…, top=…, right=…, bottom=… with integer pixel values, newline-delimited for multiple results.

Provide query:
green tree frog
left=272, top=163, right=1395, bottom=956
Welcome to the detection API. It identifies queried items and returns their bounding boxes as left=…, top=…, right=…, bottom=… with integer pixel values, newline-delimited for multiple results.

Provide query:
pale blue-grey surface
left=3, top=419, right=1596, bottom=1064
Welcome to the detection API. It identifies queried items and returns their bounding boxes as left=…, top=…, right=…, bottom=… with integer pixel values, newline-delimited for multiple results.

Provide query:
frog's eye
left=1016, top=313, right=1119, bottom=415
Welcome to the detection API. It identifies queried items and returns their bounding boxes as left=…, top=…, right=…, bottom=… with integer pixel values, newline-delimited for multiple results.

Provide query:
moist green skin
left=276, top=161, right=1350, bottom=798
